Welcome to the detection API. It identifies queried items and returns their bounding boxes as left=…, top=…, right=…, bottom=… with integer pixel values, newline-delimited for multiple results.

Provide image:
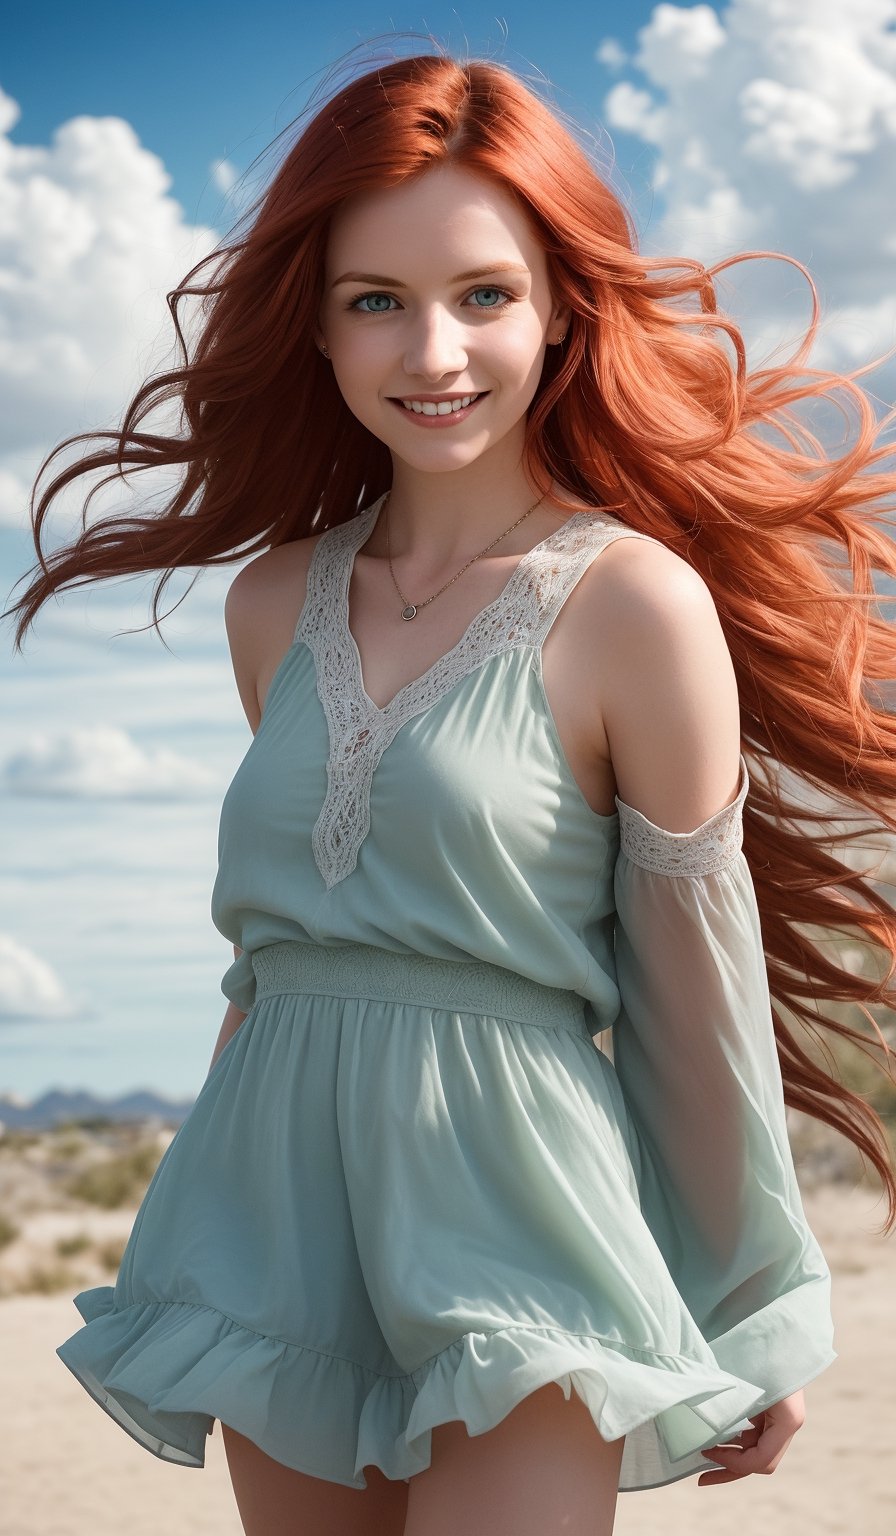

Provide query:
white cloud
left=0, top=84, right=18, bottom=135
left=0, top=934, right=77, bottom=1022
left=0, top=464, right=29, bottom=525
left=634, top=2, right=727, bottom=83
left=599, top=0, right=896, bottom=376
left=1, top=725, right=218, bottom=800
left=0, top=83, right=220, bottom=528
left=738, top=71, right=893, bottom=190
left=210, top=156, right=238, bottom=196
left=655, top=182, right=760, bottom=255
left=595, top=38, right=629, bottom=70
left=603, top=81, right=668, bottom=141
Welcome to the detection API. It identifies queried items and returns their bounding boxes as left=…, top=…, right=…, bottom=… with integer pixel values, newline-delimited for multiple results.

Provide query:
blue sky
left=2, top=2, right=666, bottom=229
left=2, top=1, right=895, bottom=1103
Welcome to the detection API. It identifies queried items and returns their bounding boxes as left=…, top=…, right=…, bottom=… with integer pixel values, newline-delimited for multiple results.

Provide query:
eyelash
left=345, top=286, right=517, bottom=315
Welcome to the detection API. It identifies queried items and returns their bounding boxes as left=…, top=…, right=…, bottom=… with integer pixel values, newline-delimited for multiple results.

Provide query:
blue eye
left=347, top=286, right=515, bottom=314
left=467, top=287, right=510, bottom=308
left=351, top=293, right=397, bottom=314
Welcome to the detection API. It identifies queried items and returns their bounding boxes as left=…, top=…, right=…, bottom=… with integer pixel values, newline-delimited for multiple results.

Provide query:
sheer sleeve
left=610, top=752, right=837, bottom=1407
left=220, top=945, right=255, bottom=1014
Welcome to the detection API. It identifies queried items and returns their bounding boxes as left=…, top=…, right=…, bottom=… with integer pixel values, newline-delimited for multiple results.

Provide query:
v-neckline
left=338, top=494, right=597, bottom=717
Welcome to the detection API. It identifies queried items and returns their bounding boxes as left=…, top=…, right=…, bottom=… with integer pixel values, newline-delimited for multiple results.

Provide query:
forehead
left=325, top=164, right=542, bottom=272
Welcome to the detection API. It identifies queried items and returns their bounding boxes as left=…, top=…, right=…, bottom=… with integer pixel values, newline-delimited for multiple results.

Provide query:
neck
left=367, top=484, right=566, bottom=565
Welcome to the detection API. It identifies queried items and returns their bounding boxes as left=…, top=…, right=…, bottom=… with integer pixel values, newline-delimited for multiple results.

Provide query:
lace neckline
left=294, top=493, right=636, bottom=888
left=339, top=493, right=598, bottom=716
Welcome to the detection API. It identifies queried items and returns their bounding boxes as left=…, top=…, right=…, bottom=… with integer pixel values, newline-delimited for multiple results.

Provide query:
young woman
left=9, top=44, right=896, bottom=1536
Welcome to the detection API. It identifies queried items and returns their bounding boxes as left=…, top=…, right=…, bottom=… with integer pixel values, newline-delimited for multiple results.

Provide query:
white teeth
left=400, top=393, right=480, bottom=415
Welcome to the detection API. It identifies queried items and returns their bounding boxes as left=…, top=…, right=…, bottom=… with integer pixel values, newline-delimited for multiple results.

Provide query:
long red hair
left=6, top=44, right=896, bottom=1231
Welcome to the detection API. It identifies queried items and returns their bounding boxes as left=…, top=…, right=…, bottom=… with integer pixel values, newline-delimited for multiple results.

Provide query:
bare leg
left=220, top=1420, right=409, bottom=1536
left=403, top=1383, right=624, bottom=1536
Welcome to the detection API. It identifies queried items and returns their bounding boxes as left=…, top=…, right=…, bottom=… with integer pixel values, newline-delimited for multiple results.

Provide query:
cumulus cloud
left=633, top=2, right=727, bottom=81
left=598, top=0, right=896, bottom=375
left=1, top=725, right=218, bottom=800
left=602, top=81, right=668, bottom=141
left=0, top=935, right=77, bottom=1022
left=595, top=38, right=629, bottom=70
left=0, top=82, right=220, bottom=528
left=210, top=156, right=239, bottom=197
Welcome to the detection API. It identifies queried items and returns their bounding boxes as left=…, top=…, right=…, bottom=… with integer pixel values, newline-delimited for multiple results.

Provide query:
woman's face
left=317, top=163, right=569, bottom=474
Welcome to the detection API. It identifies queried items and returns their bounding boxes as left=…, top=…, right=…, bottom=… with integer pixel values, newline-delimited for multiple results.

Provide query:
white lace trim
left=296, top=493, right=658, bottom=889
left=615, top=753, right=750, bottom=876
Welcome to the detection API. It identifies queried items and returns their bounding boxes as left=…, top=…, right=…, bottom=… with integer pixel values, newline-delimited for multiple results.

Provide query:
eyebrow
left=329, top=262, right=531, bottom=288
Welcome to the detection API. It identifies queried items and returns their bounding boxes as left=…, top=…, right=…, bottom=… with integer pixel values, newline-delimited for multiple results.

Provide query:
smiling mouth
left=390, top=392, right=489, bottom=419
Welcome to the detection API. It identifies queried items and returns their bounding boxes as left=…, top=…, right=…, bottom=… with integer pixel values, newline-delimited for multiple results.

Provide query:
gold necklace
left=382, top=489, right=549, bottom=621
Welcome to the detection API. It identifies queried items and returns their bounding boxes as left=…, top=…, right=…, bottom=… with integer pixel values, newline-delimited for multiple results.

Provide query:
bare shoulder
left=580, top=524, right=719, bottom=667
left=586, top=529, right=743, bottom=832
left=223, top=530, right=325, bottom=734
left=592, top=520, right=709, bottom=598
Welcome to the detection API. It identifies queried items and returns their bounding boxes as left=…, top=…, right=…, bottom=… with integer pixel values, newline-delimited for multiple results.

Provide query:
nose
left=403, top=305, right=469, bottom=380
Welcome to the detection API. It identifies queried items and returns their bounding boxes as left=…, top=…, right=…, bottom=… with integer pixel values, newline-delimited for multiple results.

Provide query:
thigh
left=403, top=1383, right=624, bottom=1536
left=220, top=1421, right=409, bottom=1536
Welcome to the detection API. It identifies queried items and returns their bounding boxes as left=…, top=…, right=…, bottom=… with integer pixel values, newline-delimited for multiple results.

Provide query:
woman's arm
left=204, top=555, right=275, bottom=1072
left=600, top=543, right=836, bottom=1481
left=598, top=538, right=744, bottom=834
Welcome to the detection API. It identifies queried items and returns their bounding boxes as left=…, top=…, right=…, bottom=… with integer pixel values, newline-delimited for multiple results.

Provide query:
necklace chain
left=382, top=489, right=549, bottom=621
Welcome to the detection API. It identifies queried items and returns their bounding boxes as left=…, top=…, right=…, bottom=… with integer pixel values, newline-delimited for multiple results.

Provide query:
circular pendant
left=401, top=604, right=417, bottom=621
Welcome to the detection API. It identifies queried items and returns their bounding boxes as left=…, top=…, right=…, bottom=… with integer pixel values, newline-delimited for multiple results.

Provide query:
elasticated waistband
left=251, top=939, right=590, bottom=1036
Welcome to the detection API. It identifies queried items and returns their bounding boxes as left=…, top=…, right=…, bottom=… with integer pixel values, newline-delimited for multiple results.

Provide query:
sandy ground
left=2, top=1179, right=892, bottom=1536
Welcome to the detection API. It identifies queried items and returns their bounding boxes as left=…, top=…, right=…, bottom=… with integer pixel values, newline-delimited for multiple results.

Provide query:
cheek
left=332, top=325, right=383, bottom=371
left=487, top=336, right=550, bottom=399
left=329, top=341, right=388, bottom=410
left=486, top=315, right=550, bottom=370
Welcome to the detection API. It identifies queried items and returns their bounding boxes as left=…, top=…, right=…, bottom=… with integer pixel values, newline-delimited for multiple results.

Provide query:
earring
left=555, top=330, right=567, bottom=344
left=319, top=342, right=330, bottom=359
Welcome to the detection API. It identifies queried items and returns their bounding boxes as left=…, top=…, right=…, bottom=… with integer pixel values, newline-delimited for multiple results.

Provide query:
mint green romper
left=56, top=492, right=837, bottom=1492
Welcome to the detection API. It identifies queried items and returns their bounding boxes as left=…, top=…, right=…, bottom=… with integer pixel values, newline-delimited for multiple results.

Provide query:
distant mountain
left=0, top=1088, right=196, bottom=1131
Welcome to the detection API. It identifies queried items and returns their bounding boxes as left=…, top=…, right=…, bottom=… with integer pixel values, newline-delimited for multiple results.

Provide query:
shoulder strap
left=528, top=514, right=663, bottom=650
left=293, top=497, right=384, bottom=645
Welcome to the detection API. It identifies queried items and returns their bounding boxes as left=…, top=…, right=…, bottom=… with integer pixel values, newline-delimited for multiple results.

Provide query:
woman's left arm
left=601, top=546, right=837, bottom=1483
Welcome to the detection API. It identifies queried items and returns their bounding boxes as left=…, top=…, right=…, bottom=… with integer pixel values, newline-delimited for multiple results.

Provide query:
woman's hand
left=697, top=1389, right=806, bottom=1486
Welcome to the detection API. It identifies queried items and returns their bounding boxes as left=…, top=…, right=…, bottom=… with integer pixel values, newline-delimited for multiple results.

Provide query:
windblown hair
left=6, top=43, right=896, bottom=1229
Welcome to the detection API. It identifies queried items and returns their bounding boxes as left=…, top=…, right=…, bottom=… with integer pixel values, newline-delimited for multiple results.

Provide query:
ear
left=550, top=303, right=572, bottom=341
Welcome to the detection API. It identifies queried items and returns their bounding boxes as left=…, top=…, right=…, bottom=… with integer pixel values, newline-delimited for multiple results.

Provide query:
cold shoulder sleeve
left=610, top=753, right=837, bottom=1407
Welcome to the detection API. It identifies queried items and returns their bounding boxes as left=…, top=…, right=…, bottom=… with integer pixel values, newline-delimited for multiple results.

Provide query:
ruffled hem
left=55, top=1283, right=835, bottom=1492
